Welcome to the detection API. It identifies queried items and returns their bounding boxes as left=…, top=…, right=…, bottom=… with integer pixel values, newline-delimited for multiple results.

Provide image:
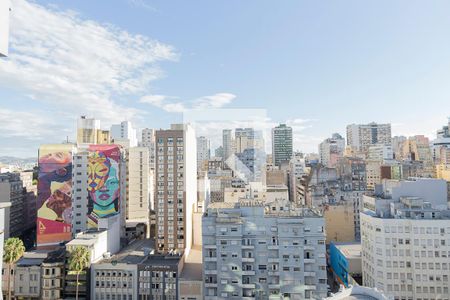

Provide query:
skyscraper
left=222, top=129, right=233, bottom=161
left=197, top=136, right=210, bottom=171
left=141, top=128, right=156, bottom=170
left=272, top=124, right=293, bottom=167
left=155, top=124, right=197, bottom=253
left=346, top=122, right=391, bottom=153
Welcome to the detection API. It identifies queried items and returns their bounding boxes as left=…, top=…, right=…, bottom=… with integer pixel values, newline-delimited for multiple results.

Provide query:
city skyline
left=1, top=0, right=450, bottom=157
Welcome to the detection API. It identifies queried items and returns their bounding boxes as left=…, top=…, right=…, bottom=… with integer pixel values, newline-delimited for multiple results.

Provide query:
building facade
left=202, top=200, right=328, bottom=299
left=272, top=124, right=293, bottom=167
left=155, top=124, right=197, bottom=253
left=346, top=123, right=392, bottom=153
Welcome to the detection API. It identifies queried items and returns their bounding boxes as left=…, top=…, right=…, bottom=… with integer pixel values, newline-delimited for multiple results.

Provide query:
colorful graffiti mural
left=87, top=145, right=121, bottom=228
left=37, top=144, right=73, bottom=246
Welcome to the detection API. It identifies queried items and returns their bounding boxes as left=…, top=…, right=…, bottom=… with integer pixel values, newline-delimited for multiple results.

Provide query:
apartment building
left=346, top=122, right=391, bottom=153
left=361, top=179, right=450, bottom=300
left=197, top=136, right=211, bottom=172
left=141, top=128, right=156, bottom=170
left=202, top=200, right=328, bottom=299
left=319, top=133, right=345, bottom=168
left=155, top=124, right=197, bottom=253
left=76, top=116, right=110, bottom=145
left=0, top=172, right=24, bottom=238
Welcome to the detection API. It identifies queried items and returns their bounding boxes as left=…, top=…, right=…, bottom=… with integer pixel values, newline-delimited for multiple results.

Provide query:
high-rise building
left=141, top=128, right=156, bottom=170
left=111, top=121, right=138, bottom=147
left=197, top=136, right=210, bottom=171
left=202, top=200, right=328, bottom=299
left=346, top=122, right=391, bottom=153
left=0, top=0, right=11, bottom=57
left=222, top=129, right=233, bottom=161
left=125, top=147, right=150, bottom=237
left=432, top=118, right=450, bottom=163
left=236, top=128, right=265, bottom=154
left=155, top=124, right=197, bottom=253
left=361, top=179, right=450, bottom=300
left=319, top=133, right=345, bottom=168
left=76, top=116, right=110, bottom=145
left=71, top=144, right=127, bottom=238
left=272, top=124, right=293, bottom=167
left=0, top=172, right=25, bottom=238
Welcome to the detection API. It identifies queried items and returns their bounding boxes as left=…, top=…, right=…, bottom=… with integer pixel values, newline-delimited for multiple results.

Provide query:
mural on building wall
left=87, top=145, right=121, bottom=228
left=37, top=144, right=73, bottom=246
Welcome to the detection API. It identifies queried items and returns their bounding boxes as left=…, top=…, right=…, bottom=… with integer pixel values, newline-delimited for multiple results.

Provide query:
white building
left=272, top=124, right=293, bottom=167
left=141, top=128, right=156, bottom=170
left=0, top=0, right=11, bottom=57
left=111, top=121, right=138, bottom=147
left=368, top=144, right=394, bottom=161
left=202, top=200, right=328, bottom=299
left=222, top=129, right=233, bottom=162
left=319, top=133, right=345, bottom=168
left=361, top=179, right=450, bottom=300
left=197, top=136, right=210, bottom=171
left=346, top=123, right=391, bottom=153
left=327, top=285, right=392, bottom=300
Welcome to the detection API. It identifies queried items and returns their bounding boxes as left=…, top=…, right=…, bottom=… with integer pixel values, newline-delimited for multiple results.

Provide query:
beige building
left=76, top=116, right=110, bottom=145
left=365, top=159, right=382, bottom=191
left=323, top=202, right=356, bottom=244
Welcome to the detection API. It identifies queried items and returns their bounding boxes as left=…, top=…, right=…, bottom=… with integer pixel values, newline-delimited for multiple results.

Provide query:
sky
left=1, top=0, right=450, bottom=157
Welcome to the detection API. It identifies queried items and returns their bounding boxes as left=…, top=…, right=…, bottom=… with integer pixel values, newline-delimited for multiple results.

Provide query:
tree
left=68, top=246, right=90, bottom=300
left=3, top=237, right=25, bottom=300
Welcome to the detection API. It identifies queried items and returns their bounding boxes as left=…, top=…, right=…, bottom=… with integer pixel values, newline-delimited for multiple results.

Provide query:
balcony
left=268, top=258, right=279, bottom=263
left=241, top=270, right=256, bottom=276
left=242, top=257, right=255, bottom=263
left=268, top=271, right=280, bottom=276
left=304, top=245, right=315, bottom=250
left=204, top=283, right=218, bottom=288
left=304, top=271, right=316, bottom=277
left=204, top=244, right=217, bottom=249
left=204, top=270, right=218, bottom=275
left=268, top=283, right=280, bottom=289
left=268, top=245, right=279, bottom=250
left=304, top=258, right=316, bottom=264
left=204, top=257, right=217, bottom=262
left=242, top=283, right=256, bottom=289
left=242, top=244, right=254, bottom=249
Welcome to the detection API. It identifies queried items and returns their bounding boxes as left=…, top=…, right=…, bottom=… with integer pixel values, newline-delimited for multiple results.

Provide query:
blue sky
left=1, top=0, right=450, bottom=157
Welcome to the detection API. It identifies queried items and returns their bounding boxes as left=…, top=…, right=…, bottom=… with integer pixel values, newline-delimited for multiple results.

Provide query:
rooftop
left=180, top=246, right=202, bottom=281
left=334, top=243, right=362, bottom=260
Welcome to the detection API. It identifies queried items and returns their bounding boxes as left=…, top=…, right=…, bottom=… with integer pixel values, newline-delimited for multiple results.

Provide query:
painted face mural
left=37, top=145, right=73, bottom=246
left=87, top=145, right=121, bottom=229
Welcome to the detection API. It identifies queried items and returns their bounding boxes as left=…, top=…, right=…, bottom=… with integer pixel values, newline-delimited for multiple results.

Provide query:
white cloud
left=1, top=0, right=177, bottom=124
left=0, top=108, right=64, bottom=140
left=193, top=93, right=236, bottom=109
left=140, top=92, right=236, bottom=113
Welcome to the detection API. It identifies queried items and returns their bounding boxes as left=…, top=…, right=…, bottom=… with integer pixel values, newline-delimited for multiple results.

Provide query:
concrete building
left=236, top=128, right=265, bottom=155
left=72, top=145, right=127, bottom=237
left=155, top=124, right=197, bottom=253
left=319, top=133, right=345, bottom=168
left=111, top=121, right=138, bottom=147
left=19, top=170, right=37, bottom=232
left=126, top=147, right=150, bottom=238
left=222, top=129, right=233, bottom=162
left=0, top=173, right=24, bottom=238
left=361, top=179, right=450, bottom=299
left=0, top=0, right=10, bottom=57
left=289, top=153, right=309, bottom=205
left=0, top=202, right=10, bottom=299
left=368, top=145, right=394, bottom=161
left=323, top=202, right=356, bottom=244
left=431, top=118, right=450, bottom=163
left=90, top=239, right=184, bottom=300
left=197, top=136, right=210, bottom=172
left=76, top=116, right=110, bottom=145
left=141, top=128, right=156, bottom=170
left=346, top=123, right=392, bottom=153
left=272, top=124, right=293, bottom=167
left=202, top=200, right=328, bottom=299
left=365, top=160, right=382, bottom=191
